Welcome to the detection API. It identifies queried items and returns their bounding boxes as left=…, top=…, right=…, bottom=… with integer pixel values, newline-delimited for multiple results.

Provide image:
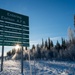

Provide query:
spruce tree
left=48, top=38, right=51, bottom=50
left=55, top=40, right=61, bottom=52
left=32, top=44, right=35, bottom=50
left=45, top=40, right=48, bottom=49
left=12, top=48, right=16, bottom=55
left=61, top=38, right=66, bottom=49
left=50, top=40, right=54, bottom=48
left=41, top=38, right=44, bottom=48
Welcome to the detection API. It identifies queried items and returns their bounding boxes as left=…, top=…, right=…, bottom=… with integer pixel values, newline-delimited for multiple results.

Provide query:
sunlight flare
left=15, top=44, right=21, bottom=50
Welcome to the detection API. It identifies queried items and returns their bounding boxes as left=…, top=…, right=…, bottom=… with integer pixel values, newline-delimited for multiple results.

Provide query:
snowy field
left=0, top=60, right=75, bottom=75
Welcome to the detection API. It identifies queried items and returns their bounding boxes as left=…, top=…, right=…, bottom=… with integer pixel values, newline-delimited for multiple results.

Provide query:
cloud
left=50, top=36, right=61, bottom=41
left=30, top=36, right=61, bottom=45
left=30, top=40, right=41, bottom=45
left=30, top=40, right=40, bottom=44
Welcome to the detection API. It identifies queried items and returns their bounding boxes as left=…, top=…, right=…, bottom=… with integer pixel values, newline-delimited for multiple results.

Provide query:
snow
left=0, top=60, right=75, bottom=75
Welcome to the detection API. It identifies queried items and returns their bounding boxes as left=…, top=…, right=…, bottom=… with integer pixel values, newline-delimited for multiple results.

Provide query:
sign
left=0, top=8, right=29, bottom=46
left=0, top=9, right=29, bottom=25
left=0, top=26, right=29, bottom=34
left=0, top=42, right=29, bottom=46
left=0, top=9, right=29, bottom=74
left=0, top=32, right=29, bottom=38
left=0, top=21, right=29, bottom=30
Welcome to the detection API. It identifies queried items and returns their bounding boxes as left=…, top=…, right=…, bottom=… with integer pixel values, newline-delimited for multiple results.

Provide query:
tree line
left=7, top=37, right=75, bottom=61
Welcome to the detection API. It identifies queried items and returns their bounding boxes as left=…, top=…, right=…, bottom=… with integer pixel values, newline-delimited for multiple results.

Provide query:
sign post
left=1, top=21, right=5, bottom=71
left=21, top=46, right=23, bottom=75
left=1, top=44, right=4, bottom=71
left=21, top=24, right=24, bottom=74
left=0, top=8, right=29, bottom=74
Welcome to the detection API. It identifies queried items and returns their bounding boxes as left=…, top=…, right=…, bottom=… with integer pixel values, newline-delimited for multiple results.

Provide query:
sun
left=15, top=44, right=21, bottom=50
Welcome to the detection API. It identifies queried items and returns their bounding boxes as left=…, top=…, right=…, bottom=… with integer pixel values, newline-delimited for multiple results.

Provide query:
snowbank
left=0, top=60, right=75, bottom=75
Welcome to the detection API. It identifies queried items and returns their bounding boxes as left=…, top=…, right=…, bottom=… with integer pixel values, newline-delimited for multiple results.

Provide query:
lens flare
left=15, top=44, right=20, bottom=50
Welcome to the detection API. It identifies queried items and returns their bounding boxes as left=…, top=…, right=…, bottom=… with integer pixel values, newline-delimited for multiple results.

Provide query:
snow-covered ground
left=0, top=60, right=75, bottom=75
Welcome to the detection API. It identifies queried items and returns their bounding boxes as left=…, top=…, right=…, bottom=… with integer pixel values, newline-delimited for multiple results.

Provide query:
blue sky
left=0, top=0, right=75, bottom=56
